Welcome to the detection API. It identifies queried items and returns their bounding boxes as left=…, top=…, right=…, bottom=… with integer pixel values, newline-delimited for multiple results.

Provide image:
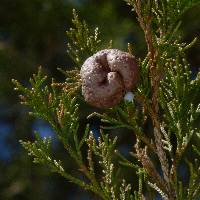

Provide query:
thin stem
left=133, top=1, right=176, bottom=199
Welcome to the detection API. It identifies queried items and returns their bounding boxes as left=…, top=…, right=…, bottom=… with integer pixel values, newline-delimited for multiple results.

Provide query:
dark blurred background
left=0, top=0, right=199, bottom=199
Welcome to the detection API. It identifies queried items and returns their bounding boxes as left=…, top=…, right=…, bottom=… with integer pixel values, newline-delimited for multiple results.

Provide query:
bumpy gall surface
left=80, top=49, right=138, bottom=108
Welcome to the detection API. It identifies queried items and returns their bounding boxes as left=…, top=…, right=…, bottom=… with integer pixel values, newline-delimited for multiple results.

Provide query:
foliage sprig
left=14, top=1, right=200, bottom=199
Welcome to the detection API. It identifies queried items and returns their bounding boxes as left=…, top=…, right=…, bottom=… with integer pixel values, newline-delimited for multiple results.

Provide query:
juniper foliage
left=13, top=1, right=200, bottom=199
